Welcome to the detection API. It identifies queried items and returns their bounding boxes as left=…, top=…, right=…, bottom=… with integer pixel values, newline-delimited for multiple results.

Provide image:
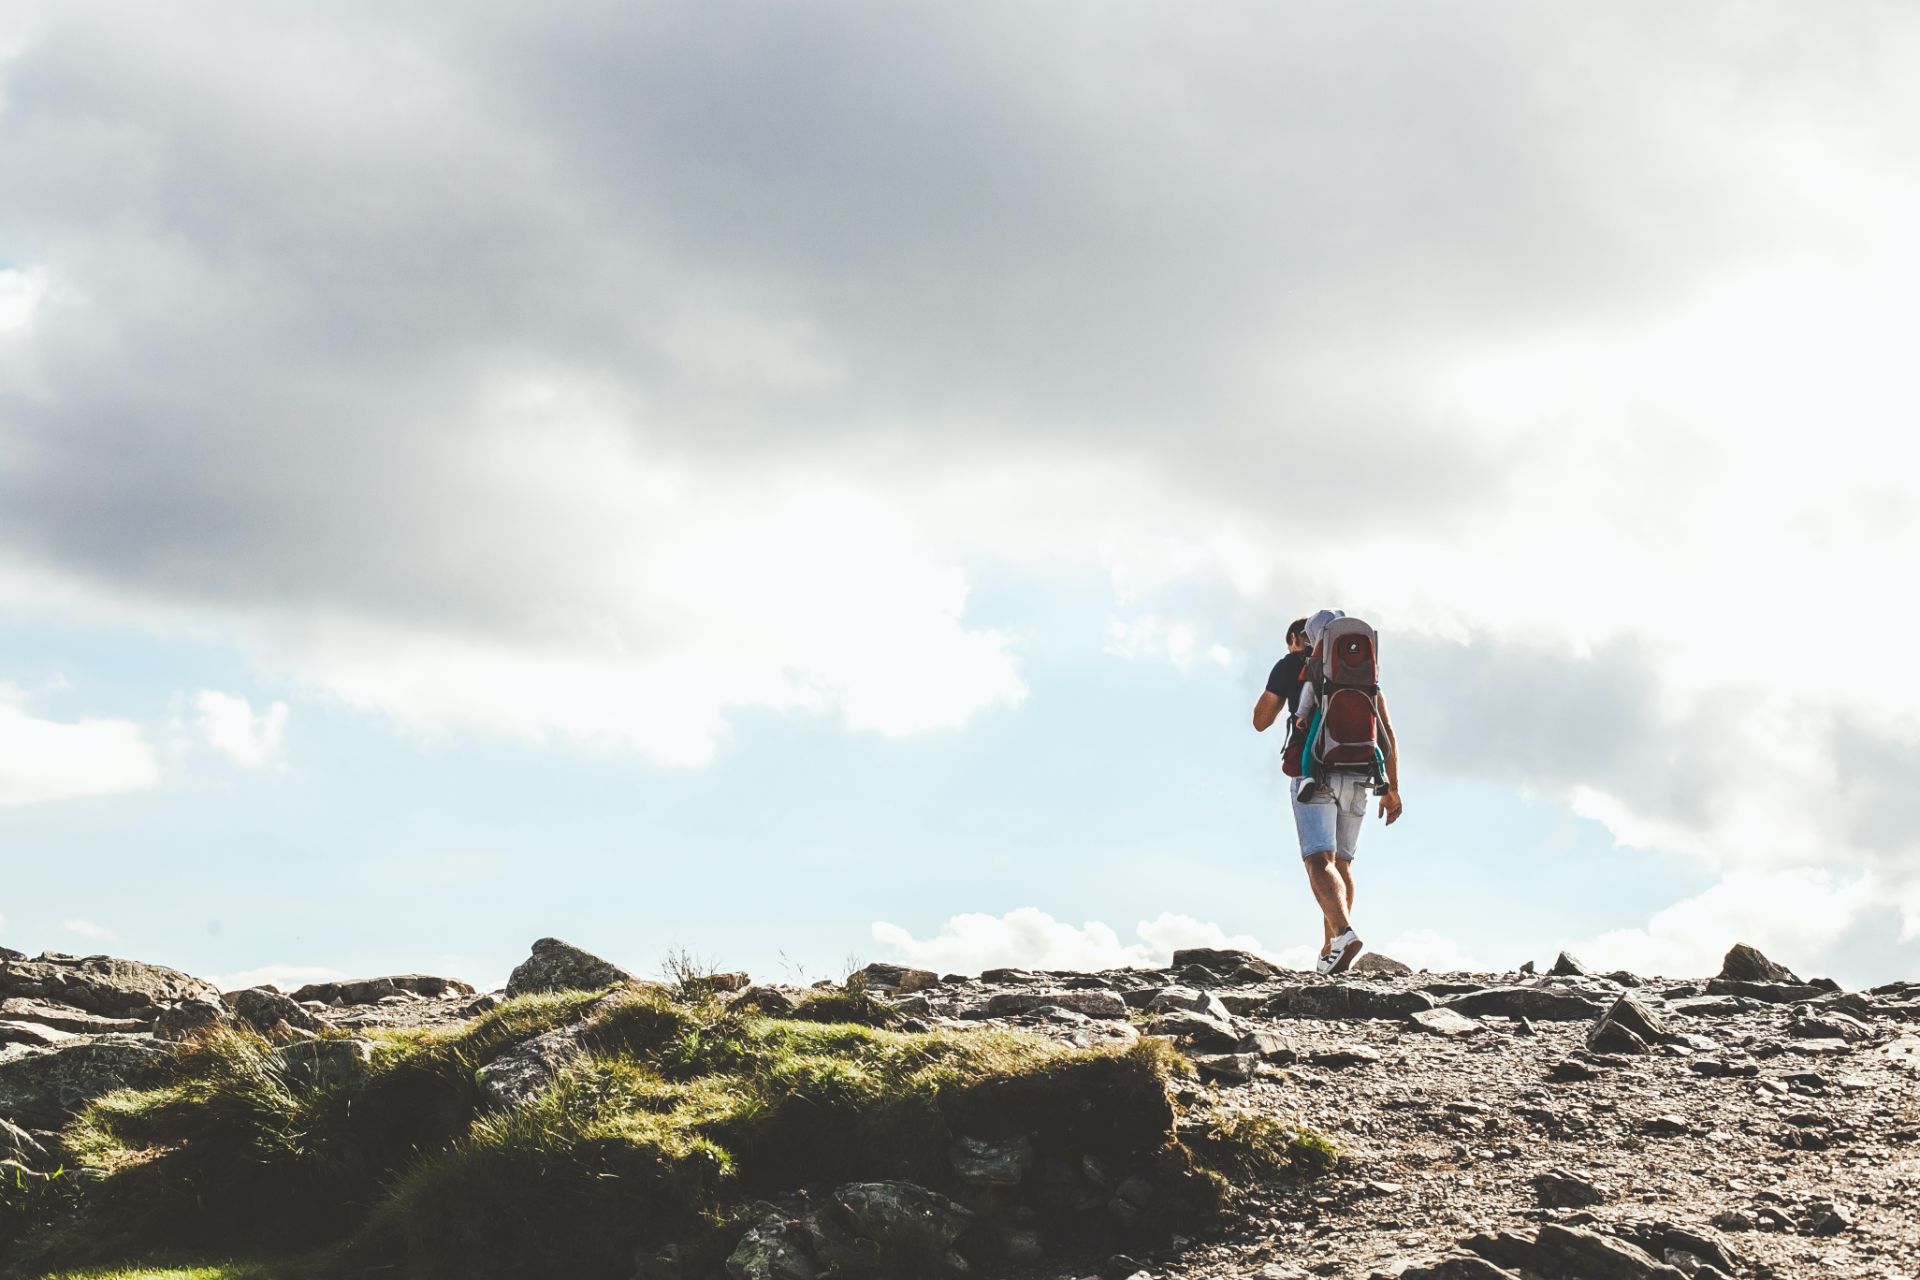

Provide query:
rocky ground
left=4, top=938, right=1917, bottom=1280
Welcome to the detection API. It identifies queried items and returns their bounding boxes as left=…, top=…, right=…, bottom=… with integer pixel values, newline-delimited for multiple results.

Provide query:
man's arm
left=1377, top=694, right=1403, bottom=823
left=1252, top=691, right=1283, bottom=732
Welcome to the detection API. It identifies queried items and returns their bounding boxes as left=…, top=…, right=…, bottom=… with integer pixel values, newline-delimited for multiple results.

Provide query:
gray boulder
left=1270, top=984, right=1435, bottom=1020
left=1170, top=948, right=1280, bottom=980
left=277, top=1038, right=375, bottom=1092
left=949, top=1133, right=1034, bottom=1186
left=1718, top=943, right=1798, bottom=984
left=727, top=1181, right=975, bottom=1280
left=0, top=1020, right=76, bottom=1048
left=1397, top=1256, right=1525, bottom=1280
left=227, top=986, right=324, bottom=1035
left=1146, top=1008, right=1246, bottom=1051
left=289, top=974, right=477, bottom=1005
left=1586, top=995, right=1672, bottom=1055
left=0, top=998, right=149, bottom=1035
left=1549, top=951, right=1590, bottom=977
left=1410, top=1008, right=1483, bottom=1037
left=1350, top=952, right=1413, bottom=975
left=849, top=963, right=939, bottom=995
left=505, top=938, right=635, bottom=997
left=154, top=995, right=236, bottom=1042
left=729, top=986, right=802, bottom=1017
left=1467, top=1224, right=1688, bottom=1279
left=0, top=951, right=220, bottom=1018
left=1440, top=986, right=1605, bottom=1021
left=0, top=1038, right=169, bottom=1127
left=475, top=1024, right=590, bottom=1108
left=1148, top=985, right=1234, bottom=1022
left=985, top=989, right=1128, bottom=1019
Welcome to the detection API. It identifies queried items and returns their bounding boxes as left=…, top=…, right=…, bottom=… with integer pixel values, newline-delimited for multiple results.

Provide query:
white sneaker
left=1314, top=947, right=1339, bottom=976
left=1325, top=929, right=1364, bottom=975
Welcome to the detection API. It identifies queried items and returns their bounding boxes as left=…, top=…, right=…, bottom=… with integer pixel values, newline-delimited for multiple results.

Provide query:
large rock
left=1148, top=985, right=1234, bottom=1022
left=475, top=1024, right=591, bottom=1108
left=154, top=995, right=237, bottom=1042
left=1145, top=1009, right=1247, bottom=1051
left=728, top=1181, right=976, bottom=1280
left=1703, top=978, right=1825, bottom=1003
left=849, top=963, right=939, bottom=995
left=288, top=974, right=477, bottom=1005
left=984, top=989, right=1128, bottom=1020
left=1467, top=1224, right=1689, bottom=1279
left=0, top=951, right=220, bottom=1018
left=1269, top=984, right=1435, bottom=1020
left=1350, top=952, right=1413, bottom=976
left=1586, top=995, right=1672, bottom=1055
left=1170, top=948, right=1280, bottom=980
left=1718, top=943, right=1799, bottom=984
left=226, top=986, right=324, bottom=1035
left=505, top=938, right=635, bottom=997
left=0, top=1020, right=76, bottom=1048
left=949, top=1133, right=1034, bottom=1186
left=276, top=1038, right=375, bottom=1092
left=0, top=1038, right=169, bottom=1127
left=0, top=998, right=149, bottom=1035
left=1440, top=986, right=1606, bottom=1022
left=1549, top=951, right=1590, bottom=977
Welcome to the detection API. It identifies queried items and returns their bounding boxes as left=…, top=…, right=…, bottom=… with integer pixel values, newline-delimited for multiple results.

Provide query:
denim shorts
left=1292, top=772, right=1373, bottom=861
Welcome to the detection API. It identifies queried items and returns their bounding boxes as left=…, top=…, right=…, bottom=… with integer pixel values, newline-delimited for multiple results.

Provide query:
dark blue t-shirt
left=1266, top=652, right=1307, bottom=715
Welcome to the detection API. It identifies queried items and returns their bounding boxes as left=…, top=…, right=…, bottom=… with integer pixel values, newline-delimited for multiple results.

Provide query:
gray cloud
left=10, top=0, right=1907, bottom=615
left=3, top=2, right=1917, bottom=766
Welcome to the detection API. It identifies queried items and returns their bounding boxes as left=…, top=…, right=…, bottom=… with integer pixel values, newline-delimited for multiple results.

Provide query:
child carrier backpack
left=1288, top=617, right=1388, bottom=785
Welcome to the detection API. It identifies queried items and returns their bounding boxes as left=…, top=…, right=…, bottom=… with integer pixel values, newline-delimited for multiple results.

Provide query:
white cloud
left=871, top=907, right=1481, bottom=977
left=1369, top=928, right=1482, bottom=974
left=1105, top=614, right=1229, bottom=674
left=0, top=267, right=46, bottom=336
left=872, top=907, right=1279, bottom=974
left=192, top=689, right=289, bottom=770
left=61, top=917, right=113, bottom=941
left=1574, top=867, right=1878, bottom=980
left=213, top=963, right=347, bottom=993
left=0, top=684, right=160, bottom=806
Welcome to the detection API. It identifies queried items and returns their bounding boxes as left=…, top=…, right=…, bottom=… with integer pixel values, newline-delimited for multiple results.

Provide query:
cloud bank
left=2, top=3, right=1918, bottom=967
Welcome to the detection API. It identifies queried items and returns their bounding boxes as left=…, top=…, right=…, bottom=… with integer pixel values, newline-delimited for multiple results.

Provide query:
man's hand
left=1379, top=789, right=1403, bottom=825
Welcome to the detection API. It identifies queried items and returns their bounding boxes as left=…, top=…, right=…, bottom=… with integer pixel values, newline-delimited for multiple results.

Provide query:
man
left=1252, top=610, right=1403, bottom=975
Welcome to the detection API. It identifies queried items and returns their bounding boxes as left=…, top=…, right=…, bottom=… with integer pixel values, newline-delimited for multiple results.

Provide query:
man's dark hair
left=1286, top=617, right=1309, bottom=644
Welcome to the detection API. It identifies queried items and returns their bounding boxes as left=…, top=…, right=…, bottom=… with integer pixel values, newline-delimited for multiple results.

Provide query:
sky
left=3, top=2, right=1919, bottom=993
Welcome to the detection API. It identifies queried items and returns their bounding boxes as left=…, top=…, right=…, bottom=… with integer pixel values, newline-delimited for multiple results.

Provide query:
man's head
left=1286, top=617, right=1310, bottom=653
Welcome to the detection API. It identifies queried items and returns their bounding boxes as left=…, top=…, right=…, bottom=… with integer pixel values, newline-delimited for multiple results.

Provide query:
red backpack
left=1284, top=617, right=1388, bottom=783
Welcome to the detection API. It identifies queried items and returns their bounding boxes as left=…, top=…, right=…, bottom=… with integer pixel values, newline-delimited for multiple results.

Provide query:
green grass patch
left=21, top=985, right=1229, bottom=1280
left=1190, top=1109, right=1341, bottom=1180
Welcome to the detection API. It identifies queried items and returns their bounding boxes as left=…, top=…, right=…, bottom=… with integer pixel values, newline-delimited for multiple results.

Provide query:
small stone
left=1532, top=1168, right=1606, bottom=1207
left=1410, top=1008, right=1483, bottom=1037
left=949, top=1133, right=1034, bottom=1186
left=1192, top=1051, right=1258, bottom=1081
left=1308, top=1045, right=1381, bottom=1068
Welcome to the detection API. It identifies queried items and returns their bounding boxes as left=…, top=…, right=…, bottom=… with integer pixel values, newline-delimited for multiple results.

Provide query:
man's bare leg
left=1314, top=858, right=1358, bottom=953
left=1304, top=852, right=1353, bottom=943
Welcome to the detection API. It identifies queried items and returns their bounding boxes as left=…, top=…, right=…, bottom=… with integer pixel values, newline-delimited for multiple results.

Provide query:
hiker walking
left=1252, top=609, right=1402, bottom=975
